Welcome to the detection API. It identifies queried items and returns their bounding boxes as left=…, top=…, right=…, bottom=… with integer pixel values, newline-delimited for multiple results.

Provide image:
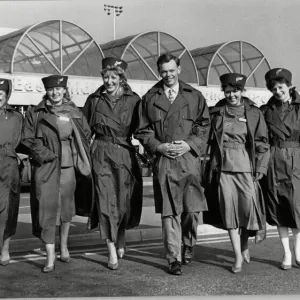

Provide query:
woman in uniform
left=83, top=57, right=143, bottom=270
left=261, top=68, right=300, bottom=270
left=21, top=75, right=92, bottom=273
left=0, top=79, right=23, bottom=266
left=203, top=73, right=270, bottom=273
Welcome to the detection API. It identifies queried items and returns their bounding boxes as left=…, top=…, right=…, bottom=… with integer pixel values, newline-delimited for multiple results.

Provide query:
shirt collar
left=163, top=82, right=179, bottom=94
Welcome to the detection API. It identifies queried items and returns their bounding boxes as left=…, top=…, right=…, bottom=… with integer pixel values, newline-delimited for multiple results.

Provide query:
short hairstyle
left=157, top=53, right=180, bottom=70
left=266, top=77, right=291, bottom=90
left=101, top=66, right=127, bottom=84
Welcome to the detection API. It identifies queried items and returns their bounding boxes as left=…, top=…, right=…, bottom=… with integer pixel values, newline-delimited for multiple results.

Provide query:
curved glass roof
left=0, top=20, right=104, bottom=76
left=101, top=31, right=199, bottom=84
left=190, top=41, right=271, bottom=88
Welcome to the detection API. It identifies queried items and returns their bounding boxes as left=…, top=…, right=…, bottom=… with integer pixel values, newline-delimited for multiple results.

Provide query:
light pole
left=104, top=4, right=123, bottom=40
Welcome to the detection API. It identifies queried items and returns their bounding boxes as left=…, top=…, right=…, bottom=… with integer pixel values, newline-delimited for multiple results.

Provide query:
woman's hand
left=254, top=172, right=263, bottom=181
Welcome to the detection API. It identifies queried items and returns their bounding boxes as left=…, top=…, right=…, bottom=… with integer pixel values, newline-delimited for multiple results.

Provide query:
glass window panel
left=179, top=52, right=197, bottom=84
left=28, top=30, right=60, bottom=69
left=125, top=47, right=157, bottom=80
left=134, top=33, right=158, bottom=57
left=198, top=68, right=208, bottom=86
left=242, top=42, right=262, bottom=60
left=249, top=59, right=269, bottom=88
left=65, top=42, right=102, bottom=77
left=230, top=61, right=241, bottom=74
left=62, top=21, right=90, bottom=44
left=219, top=44, right=240, bottom=64
left=63, top=41, right=89, bottom=71
left=159, top=33, right=183, bottom=53
left=209, top=67, right=223, bottom=86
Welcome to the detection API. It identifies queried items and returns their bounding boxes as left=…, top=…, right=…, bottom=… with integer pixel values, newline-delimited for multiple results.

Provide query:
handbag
left=20, top=111, right=39, bottom=184
left=200, top=129, right=213, bottom=189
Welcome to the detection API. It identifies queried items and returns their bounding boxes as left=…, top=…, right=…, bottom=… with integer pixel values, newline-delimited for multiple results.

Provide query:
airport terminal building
left=0, top=19, right=272, bottom=112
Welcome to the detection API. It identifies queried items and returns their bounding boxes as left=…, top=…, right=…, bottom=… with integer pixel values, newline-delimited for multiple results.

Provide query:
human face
left=46, top=87, right=66, bottom=105
left=103, top=70, right=121, bottom=95
left=0, top=90, right=7, bottom=109
left=224, top=86, right=243, bottom=106
left=270, top=82, right=291, bottom=102
left=158, top=59, right=181, bottom=88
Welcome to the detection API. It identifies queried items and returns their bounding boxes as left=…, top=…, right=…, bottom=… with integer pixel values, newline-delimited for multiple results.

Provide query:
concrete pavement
left=10, top=176, right=278, bottom=253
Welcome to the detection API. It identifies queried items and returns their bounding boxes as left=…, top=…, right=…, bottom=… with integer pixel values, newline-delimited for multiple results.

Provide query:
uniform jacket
left=82, top=84, right=143, bottom=231
left=135, top=80, right=210, bottom=216
left=20, top=100, right=93, bottom=241
left=260, top=88, right=300, bottom=227
left=0, top=99, right=23, bottom=246
left=203, top=97, right=270, bottom=240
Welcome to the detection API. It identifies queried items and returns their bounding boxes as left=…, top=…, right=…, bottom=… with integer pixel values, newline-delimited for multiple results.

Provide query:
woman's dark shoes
left=0, top=258, right=10, bottom=266
left=182, top=245, right=193, bottom=265
left=117, top=248, right=125, bottom=259
left=296, top=260, right=300, bottom=267
left=168, top=260, right=182, bottom=276
left=242, top=249, right=250, bottom=263
left=42, top=257, right=56, bottom=273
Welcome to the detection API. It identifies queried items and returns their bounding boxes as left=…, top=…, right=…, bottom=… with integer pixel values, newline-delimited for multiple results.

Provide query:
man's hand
left=168, top=141, right=191, bottom=158
left=253, top=172, right=263, bottom=181
left=156, top=143, right=176, bottom=159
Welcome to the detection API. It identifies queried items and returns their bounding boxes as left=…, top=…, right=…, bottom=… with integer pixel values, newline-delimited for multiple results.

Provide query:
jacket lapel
left=97, top=97, right=121, bottom=125
left=265, top=101, right=291, bottom=137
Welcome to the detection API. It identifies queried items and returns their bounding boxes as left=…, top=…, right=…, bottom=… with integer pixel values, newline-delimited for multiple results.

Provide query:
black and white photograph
left=0, top=0, right=300, bottom=298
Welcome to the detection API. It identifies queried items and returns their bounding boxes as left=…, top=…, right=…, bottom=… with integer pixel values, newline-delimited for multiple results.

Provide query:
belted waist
left=270, top=140, right=300, bottom=148
left=223, top=142, right=246, bottom=149
left=94, top=135, right=130, bottom=144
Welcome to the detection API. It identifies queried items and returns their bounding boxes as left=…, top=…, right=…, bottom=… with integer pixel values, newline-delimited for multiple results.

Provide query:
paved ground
left=1, top=235, right=300, bottom=297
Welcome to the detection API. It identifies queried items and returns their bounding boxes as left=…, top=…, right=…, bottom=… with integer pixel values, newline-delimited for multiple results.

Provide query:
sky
left=0, top=0, right=299, bottom=83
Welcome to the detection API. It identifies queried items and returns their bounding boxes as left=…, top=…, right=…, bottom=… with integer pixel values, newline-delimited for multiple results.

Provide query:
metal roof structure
left=190, top=40, right=271, bottom=87
left=0, top=20, right=104, bottom=76
left=101, top=31, right=199, bottom=84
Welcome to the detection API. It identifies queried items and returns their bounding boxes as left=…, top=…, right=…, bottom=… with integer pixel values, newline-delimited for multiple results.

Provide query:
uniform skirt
left=219, top=172, right=261, bottom=231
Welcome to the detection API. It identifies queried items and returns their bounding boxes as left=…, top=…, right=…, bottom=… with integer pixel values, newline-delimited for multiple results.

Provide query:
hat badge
left=236, top=76, right=244, bottom=82
left=57, top=77, right=64, bottom=84
left=0, top=81, right=4, bottom=85
left=114, top=61, right=122, bottom=67
left=276, top=69, right=282, bottom=76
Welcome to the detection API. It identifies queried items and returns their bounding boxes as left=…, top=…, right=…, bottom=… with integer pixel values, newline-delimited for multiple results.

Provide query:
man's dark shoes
left=168, top=260, right=182, bottom=276
left=182, top=245, right=193, bottom=265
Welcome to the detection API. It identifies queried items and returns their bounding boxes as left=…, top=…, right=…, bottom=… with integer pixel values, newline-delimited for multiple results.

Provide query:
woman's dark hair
left=266, top=77, right=292, bottom=90
left=42, top=87, right=72, bottom=102
left=101, top=66, right=127, bottom=85
left=221, top=84, right=245, bottom=92
left=157, top=53, right=180, bottom=71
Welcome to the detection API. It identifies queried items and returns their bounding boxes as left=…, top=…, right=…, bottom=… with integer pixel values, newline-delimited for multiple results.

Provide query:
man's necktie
left=168, top=88, right=175, bottom=104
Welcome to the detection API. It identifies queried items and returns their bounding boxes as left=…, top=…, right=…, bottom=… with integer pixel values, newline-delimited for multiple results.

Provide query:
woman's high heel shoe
left=117, top=248, right=125, bottom=259
left=280, top=255, right=292, bottom=270
left=42, top=257, right=56, bottom=273
left=242, top=249, right=250, bottom=264
left=60, top=255, right=70, bottom=263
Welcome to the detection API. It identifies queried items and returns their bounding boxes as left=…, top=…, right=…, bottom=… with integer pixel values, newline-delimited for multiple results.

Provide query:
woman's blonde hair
left=101, top=65, right=127, bottom=85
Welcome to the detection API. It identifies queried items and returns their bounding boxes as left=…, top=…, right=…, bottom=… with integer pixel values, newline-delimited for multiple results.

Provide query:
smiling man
left=136, top=53, right=210, bottom=275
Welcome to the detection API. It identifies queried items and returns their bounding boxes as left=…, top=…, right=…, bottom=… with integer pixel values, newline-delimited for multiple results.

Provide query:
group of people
left=0, top=53, right=299, bottom=277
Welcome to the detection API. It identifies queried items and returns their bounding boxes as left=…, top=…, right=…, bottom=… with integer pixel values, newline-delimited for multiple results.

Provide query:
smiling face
left=224, top=86, right=243, bottom=106
left=270, top=81, right=291, bottom=102
left=158, top=59, right=181, bottom=88
left=0, top=90, right=7, bottom=109
left=102, top=70, right=121, bottom=95
left=46, top=86, right=66, bottom=106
